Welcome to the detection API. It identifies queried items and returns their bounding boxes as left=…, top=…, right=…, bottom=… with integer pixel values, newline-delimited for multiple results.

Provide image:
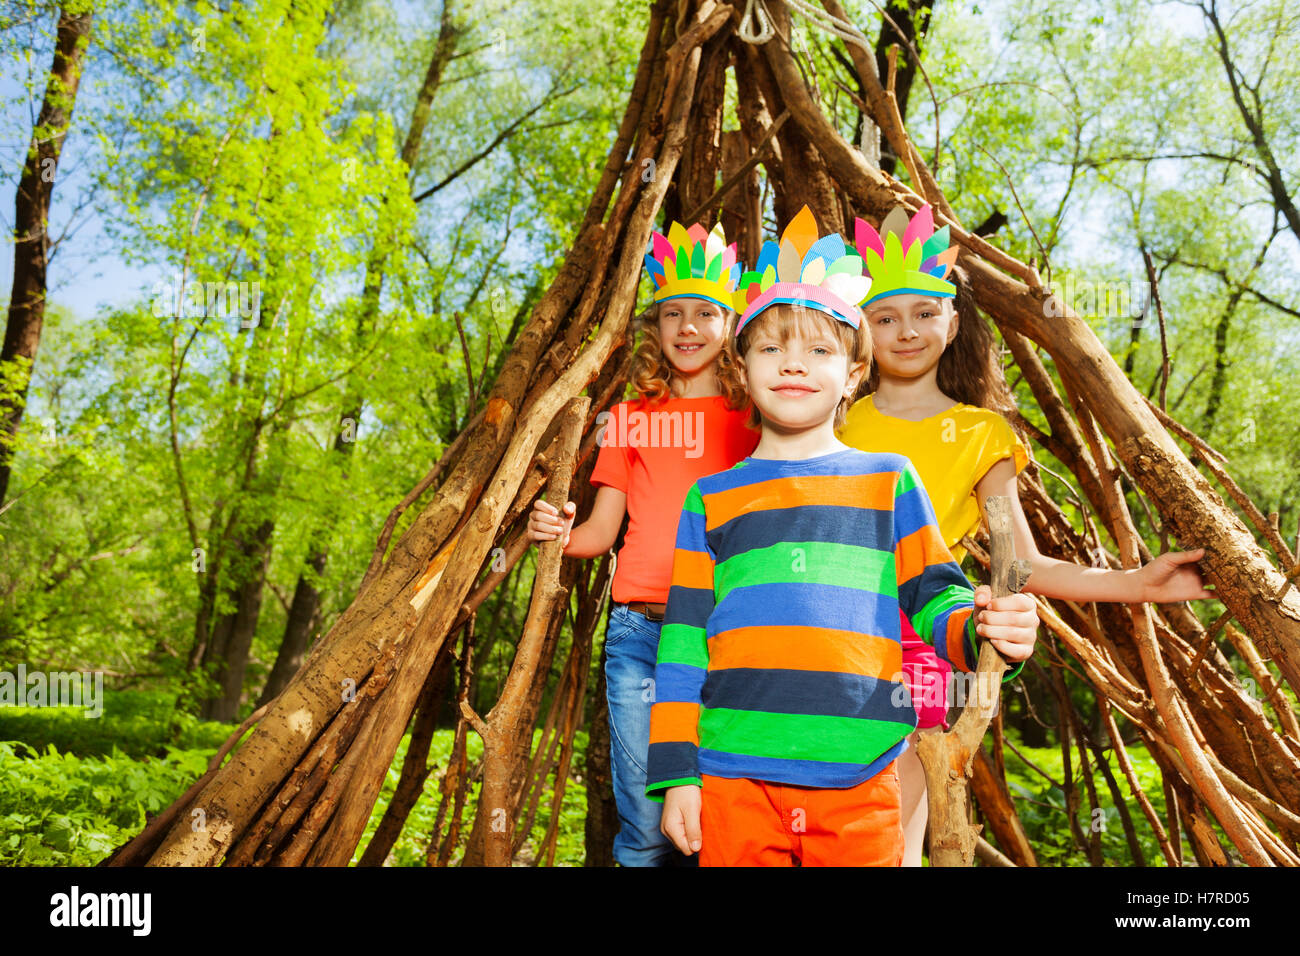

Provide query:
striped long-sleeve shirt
left=645, top=447, right=992, bottom=799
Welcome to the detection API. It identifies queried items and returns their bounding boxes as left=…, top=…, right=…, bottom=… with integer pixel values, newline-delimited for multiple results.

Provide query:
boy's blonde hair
left=630, top=301, right=750, bottom=410
left=735, top=302, right=873, bottom=431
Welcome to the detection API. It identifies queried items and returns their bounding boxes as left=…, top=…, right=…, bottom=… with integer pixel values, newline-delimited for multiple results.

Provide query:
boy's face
left=737, top=311, right=866, bottom=432
left=864, top=293, right=957, bottom=379
left=658, top=297, right=728, bottom=376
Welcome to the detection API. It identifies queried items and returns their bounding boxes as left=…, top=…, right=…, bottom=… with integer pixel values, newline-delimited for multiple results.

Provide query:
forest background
left=0, top=0, right=1296, bottom=866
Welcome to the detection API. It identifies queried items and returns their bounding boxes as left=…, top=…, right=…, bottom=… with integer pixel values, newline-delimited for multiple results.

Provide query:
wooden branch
left=1099, top=698, right=1179, bottom=867
left=458, top=698, right=490, bottom=741
left=356, top=642, right=456, bottom=866
left=1141, top=249, right=1173, bottom=409
left=682, top=109, right=790, bottom=223
left=1223, top=623, right=1300, bottom=740
left=475, top=396, right=589, bottom=866
left=915, top=496, right=1032, bottom=867
left=429, top=616, right=476, bottom=866
left=101, top=705, right=267, bottom=867
left=974, top=834, right=1017, bottom=867
left=359, top=408, right=482, bottom=593
left=1071, top=404, right=1274, bottom=865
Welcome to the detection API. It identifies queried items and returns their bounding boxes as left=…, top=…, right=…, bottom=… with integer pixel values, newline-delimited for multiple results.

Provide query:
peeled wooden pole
left=463, top=396, right=589, bottom=866
left=915, top=496, right=1031, bottom=867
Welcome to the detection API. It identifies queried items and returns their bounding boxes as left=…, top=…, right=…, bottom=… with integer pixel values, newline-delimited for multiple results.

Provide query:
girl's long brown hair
left=629, top=301, right=750, bottom=410
left=858, top=263, right=1017, bottom=418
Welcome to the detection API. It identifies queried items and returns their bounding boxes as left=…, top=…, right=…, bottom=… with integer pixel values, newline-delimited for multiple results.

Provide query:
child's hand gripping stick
left=527, top=499, right=575, bottom=549
left=914, top=495, right=1034, bottom=867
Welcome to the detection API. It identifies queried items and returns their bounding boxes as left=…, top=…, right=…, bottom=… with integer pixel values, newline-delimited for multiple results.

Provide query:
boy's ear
left=845, top=359, right=868, bottom=397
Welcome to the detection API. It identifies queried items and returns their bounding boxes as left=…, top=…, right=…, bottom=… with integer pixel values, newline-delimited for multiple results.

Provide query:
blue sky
left=0, top=15, right=159, bottom=324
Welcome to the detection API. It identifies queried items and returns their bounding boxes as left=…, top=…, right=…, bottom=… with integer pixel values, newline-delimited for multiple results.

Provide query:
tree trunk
left=872, top=0, right=933, bottom=175
left=0, top=3, right=92, bottom=505
left=260, top=8, right=462, bottom=708
left=258, top=544, right=326, bottom=708
left=200, top=517, right=276, bottom=721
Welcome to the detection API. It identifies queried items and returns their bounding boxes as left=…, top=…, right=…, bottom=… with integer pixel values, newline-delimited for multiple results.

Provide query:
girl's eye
left=919, top=311, right=933, bottom=319
left=761, top=345, right=779, bottom=353
left=812, top=346, right=830, bottom=355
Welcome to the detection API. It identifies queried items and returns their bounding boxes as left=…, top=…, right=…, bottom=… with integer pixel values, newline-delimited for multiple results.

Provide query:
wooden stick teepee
left=104, top=0, right=1299, bottom=868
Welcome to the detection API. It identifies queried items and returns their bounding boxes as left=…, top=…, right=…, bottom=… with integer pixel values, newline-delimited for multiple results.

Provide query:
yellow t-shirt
left=836, top=394, right=1030, bottom=563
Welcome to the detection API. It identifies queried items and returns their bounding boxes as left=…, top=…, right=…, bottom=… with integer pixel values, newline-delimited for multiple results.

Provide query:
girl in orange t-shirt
left=528, top=221, right=759, bottom=866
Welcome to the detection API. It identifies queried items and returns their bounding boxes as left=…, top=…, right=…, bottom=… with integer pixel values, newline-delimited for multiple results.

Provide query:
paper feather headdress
left=643, top=220, right=743, bottom=314
left=855, top=203, right=958, bottom=307
left=734, top=205, right=872, bottom=334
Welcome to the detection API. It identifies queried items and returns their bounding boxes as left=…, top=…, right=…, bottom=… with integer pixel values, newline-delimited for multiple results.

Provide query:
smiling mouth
left=772, top=385, right=816, bottom=395
left=675, top=343, right=704, bottom=353
left=893, top=347, right=925, bottom=357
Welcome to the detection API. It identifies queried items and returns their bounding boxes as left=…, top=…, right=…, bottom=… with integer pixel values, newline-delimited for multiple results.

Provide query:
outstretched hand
left=1138, top=548, right=1214, bottom=602
left=972, top=584, right=1039, bottom=662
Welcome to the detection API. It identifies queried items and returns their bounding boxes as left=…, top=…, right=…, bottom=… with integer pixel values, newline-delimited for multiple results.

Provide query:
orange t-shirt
left=590, top=394, right=760, bottom=604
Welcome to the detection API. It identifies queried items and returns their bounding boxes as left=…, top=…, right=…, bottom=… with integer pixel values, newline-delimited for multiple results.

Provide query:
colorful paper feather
left=735, top=205, right=871, bottom=333
left=853, top=203, right=957, bottom=306
left=643, top=219, right=743, bottom=313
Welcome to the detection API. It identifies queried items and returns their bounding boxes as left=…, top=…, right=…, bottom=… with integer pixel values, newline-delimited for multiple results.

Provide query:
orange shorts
left=698, top=762, right=903, bottom=867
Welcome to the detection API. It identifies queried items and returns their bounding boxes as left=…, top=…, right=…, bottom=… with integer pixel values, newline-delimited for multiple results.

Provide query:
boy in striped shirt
left=644, top=207, right=1039, bottom=866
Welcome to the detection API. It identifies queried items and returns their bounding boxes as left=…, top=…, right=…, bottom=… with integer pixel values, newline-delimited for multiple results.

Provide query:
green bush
left=0, top=689, right=230, bottom=759
left=0, top=740, right=213, bottom=866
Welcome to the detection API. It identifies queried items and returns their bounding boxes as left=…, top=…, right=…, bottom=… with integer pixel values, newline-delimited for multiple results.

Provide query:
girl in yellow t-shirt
left=836, top=204, right=1213, bottom=867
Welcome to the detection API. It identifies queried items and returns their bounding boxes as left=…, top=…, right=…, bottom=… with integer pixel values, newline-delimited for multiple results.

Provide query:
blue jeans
left=604, top=603, right=697, bottom=867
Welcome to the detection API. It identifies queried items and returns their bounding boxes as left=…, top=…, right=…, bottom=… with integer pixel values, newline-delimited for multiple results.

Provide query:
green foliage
left=1000, top=730, right=1173, bottom=867
left=0, top=685, right=590, bottom=866
left=0, top=739, right=212, bottom=866
left=2, top=0, right=1297, bottom=865
left=1, top=0, right=649, bottom=715
left=0, top=690, right=230, bottom=758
